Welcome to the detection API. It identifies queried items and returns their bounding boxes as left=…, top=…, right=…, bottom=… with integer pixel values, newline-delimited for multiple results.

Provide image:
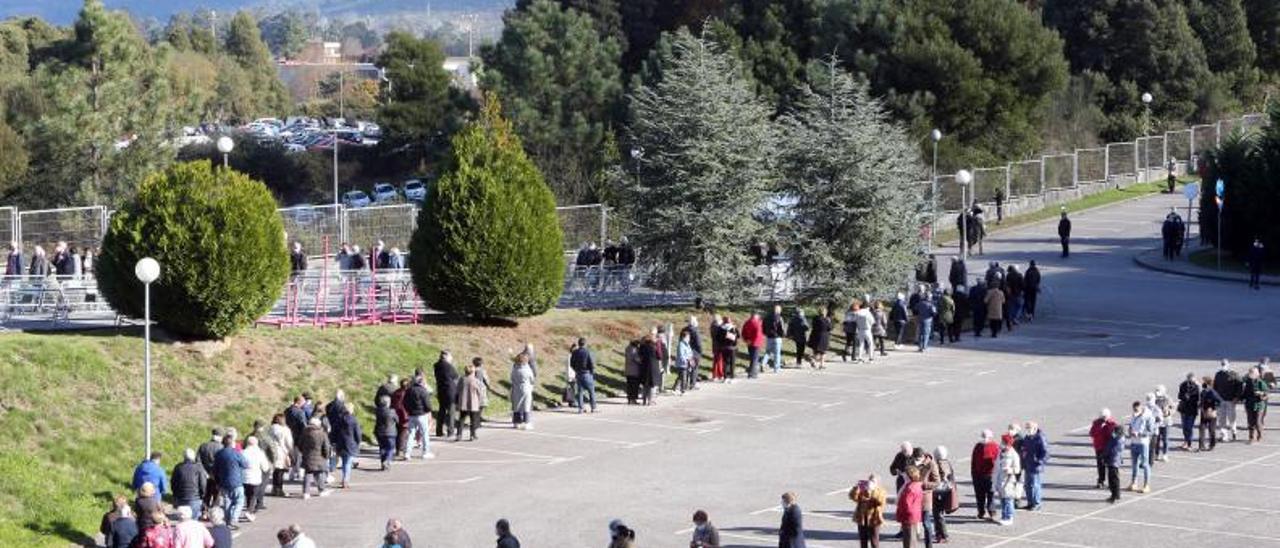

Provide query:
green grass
left=937, top=180, right=1178, bottom=245
left=1187, top=247, right=1280, bottom=276
left=0, top=309, right=713, bottom=546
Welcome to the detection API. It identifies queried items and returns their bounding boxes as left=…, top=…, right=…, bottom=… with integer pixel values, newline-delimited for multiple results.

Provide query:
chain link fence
left=345, top=204, right=418, bottom=252
left=17, top=206, right=107, bottom=253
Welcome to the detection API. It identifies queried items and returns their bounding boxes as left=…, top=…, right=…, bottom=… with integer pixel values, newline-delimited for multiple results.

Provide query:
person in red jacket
left=741, top=312, right=766, bottom=379
left=970, top=430, right=1000, bottom=521
left=1088, top=408, right=1116, bottom=489
left=896, top=467, right=924, bottom=547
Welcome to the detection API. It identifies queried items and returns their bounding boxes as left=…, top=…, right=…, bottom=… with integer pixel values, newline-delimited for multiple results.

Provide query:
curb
left=1131, top=247, right=1278, bottom=287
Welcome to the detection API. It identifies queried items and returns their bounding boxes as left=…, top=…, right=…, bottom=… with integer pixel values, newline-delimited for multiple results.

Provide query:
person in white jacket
left=241, top=436, right=272, bottom=521
left=995, top=440, right=1022, bottom=526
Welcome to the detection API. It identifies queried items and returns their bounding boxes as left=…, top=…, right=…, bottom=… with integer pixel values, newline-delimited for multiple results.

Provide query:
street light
left=134, top=257, right=161, bottom=458
left=630, top=147, right=644, bottom=188
left=1141, top=92, right=1153, bottom=183
left=216, top=136, right=234, bottom=168
left=929, top=129, right=942, bottom=253
left=956, top=169, right=973, bottom=260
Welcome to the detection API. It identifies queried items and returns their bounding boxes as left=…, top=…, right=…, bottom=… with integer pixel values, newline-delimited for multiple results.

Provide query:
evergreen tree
left=516, top=0, right=625, bottom=47
left=24, top=0, right=176, bottom=206
left=224, top=11, right=290, bottom=117
left=1244, top=0, right=1280, bottom=76
left=409, top=96, right=565, bottom=318
left=777, top=58, right=926, bottom=297
left=376, top=31, right=471, bottom=167
left=617, top=27, right=775, bottom=302
left=725, top=0, right=820, bottom=111
left=259, top=11, right=309, bottom=59
left=0, top=119, right=28, bottom=197
left=482, top=0, right=624, bottom=204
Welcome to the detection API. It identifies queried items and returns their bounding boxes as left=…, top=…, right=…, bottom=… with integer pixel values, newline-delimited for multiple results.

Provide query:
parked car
left=372, top=183, right=398, bottom=203
left=288, top=205, right=317, bottom=225
left=403, top=179, right=427, bottom=201
left=343, top=190, right=371, bottom=208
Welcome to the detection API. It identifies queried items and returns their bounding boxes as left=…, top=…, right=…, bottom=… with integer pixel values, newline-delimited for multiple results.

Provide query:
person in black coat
left=290, top=242, right=307, bottom=273
left=1023, top=261, right=1041, bottom=320
left=4, top=242, right=21, bottom=277
left=495, top=519, right=520, bottom=548
left=681, top=318, right=703, bottom=388
left=1176, top=373, right=1200, bottom=450
left=331, top=403, right=362, bottom=487
left=638, top=334, right=660, bottom=405
left=806, top=308, right=831, bottom=369
left=948, top=257, right=967, bottom=290
left=890, top=295, right=909, bottom=347
left=374, top=395, right=398, bottom=470
left=1248, top=238, right=1265, bottom=290
left=434, top=352, right=459, bottom=438
left=778, top=492, right=806, bottom=548
left=1058, top=211, right=1072, bottom=258
left=170, top=449, right=206, bottom=517
left=969, top=281, right=987, bottom=337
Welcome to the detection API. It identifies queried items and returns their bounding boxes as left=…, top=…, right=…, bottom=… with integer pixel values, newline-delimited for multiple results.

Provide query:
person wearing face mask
left=689, top=510, right=720, bottom=547
left=778, top=492, right=806, bottom=548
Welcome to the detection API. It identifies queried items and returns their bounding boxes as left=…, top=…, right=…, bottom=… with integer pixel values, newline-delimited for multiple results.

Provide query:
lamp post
left=1141, top=92, right=1153, bottom=183
left=929, top=129, right=942, bottom=253
left=956, top=169, right=973, bottom=260
left=216, top=136, right=234, bottom=168
left=134, top=257, right=161, bottom=458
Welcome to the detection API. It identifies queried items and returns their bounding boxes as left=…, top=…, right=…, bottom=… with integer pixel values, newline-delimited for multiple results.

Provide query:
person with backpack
left=1213, top=359, right=1241, bottom=442
left=1176, top=373, right=1200, bottom=450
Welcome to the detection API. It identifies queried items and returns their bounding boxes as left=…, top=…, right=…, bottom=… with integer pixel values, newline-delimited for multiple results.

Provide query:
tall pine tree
left=777, top=58, right=926, bottom=297
left=482, top=0, right=624, bottom=204
left=617, top=27, right=775, bottom=302
left=224, top=11, right=290, bottom=118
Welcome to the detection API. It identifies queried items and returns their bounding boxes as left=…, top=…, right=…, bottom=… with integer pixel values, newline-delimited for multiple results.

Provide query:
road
left=235, top=191, right=1279, bottom=548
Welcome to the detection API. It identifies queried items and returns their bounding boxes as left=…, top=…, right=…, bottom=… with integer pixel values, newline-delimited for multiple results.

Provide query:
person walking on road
left=913, top=294, right=936, bottom=353
left=764, top=305, right=786, bottom=373
left=170, top=449, right=206, bottom=519
left=1244, top=368, right=1269, bottom=443
left=132, top=452, right=168, bottom=504
left=1103, top=425, right=1124, bottom=503
left=571, top=338, right=598, bottom=412
left=495, top=518, right=519, bottom=548
left=889, top=441, right=914, bottom=492
left=890, top=294, right=909, bottom=348
left=510, top=352, right=536, bottom=429
left=851, top=475, right=886, bottom=548
left=983, top=283, right=1005, bottom=338
left=778, top=492, right=807, bottom=548
left=625, top=339, right=642, bottom=402
left=682, top=316, right=703, bottom=387
left=689, top=510, right=721, bottom=548
left=673, top=330, right=693, bottom=394
left=970, top=430, right=998, bottom=521
left=807, top=307, right=832, bottom=369
left=853, top=302, right=875, bottom=362
left=213, top=434, right=248, bottom=527
left=639, top=333, right=661, bottom=404
left=1248, top=238, right=1265, bottom=290
left=896, top=467, right=924, bottom=548
left=995, top=437, right=1022, bottom=526
left=871, top=303, right=889, bottom=357
left=1057, top=210, right=1072, bottom=258
left=788, top=308, right=809, bottom=366
left=718, top=316, right=739, bottom=381
left=1176, top=373, right=1200, bottom=450
left=931, top=447, right=955, bottom=544
left=374, top=396, right=398, bottom=471
left=742, top=312, right=765, bottom=378
left=1023, top=261, right=1041, bottom=321
left=1020, top=422, right=1048, bottom=511
left=1214, top=359, right=1241, bottom=442
left=403, top=375, right=434, bottom=459
left=969, top=281, right=987, bottom=338
left=917, top=449, right=941, bottom=547
left=1089, top=409, right=1116, bottom=489
left=332, top=403, right=362, bottom=489
left=948, top=257, right=967, bottom=292
left=1199, top=377, right=1222, bottom=451
left=297, top=418, right=329, bottom=499
left=1127, top=401, right=1154, bottom=493
left=455, top=363, right=485, bottom=441
left=434, top=352, right=459, bottom=439
left=1153, top=386, right=1172, bottom=461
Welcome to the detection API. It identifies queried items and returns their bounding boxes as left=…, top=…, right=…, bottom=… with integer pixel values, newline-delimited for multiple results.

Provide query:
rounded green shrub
left=97, top=161, right=289, bottom=338
left=410, top=96, right=565, bottom=317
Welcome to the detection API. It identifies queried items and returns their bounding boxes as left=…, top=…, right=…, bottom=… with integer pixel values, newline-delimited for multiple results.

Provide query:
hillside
left=0, top=308, right=697, bottom=546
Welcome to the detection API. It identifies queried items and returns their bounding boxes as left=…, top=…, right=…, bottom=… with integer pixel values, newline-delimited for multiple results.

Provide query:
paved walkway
left=227, top=191, right=1278, bottom=548
left=1134, top=245, right=1278, bottom=287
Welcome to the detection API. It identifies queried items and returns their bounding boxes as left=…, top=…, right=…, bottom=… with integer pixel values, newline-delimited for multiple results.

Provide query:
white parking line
left=949, top=529, right=1093, bottom=548
left=707, top=393, right=836, bottom=406
left=356, top=475, right=484, bottom=487
left=984, top=448, right=1280, bottom=547
left=445, top=445, right=565, bottom=461
left=688, top=408, right=785, bottom=421
left=510, top=429, right=651, bottom=447
left=1153, top=473, right=1280, bottom=490
left=572, top=415, right=721, bottom=432
left=1032, top=509, right=1280, bottom=544
left=750, top=378, right=884, bottom=394
left=1143, top=496, right=1280, bottom=516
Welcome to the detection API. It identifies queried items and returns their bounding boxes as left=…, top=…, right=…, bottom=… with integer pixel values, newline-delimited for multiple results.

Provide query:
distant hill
left=1, top=0, right=511, bottom=25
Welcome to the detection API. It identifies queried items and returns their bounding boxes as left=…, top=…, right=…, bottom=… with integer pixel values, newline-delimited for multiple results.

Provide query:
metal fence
left=17, top=206, right=108, bottom=253
left=925, top=112, right=1270, bottom=216
left=345, top=204, right=418, bottom=252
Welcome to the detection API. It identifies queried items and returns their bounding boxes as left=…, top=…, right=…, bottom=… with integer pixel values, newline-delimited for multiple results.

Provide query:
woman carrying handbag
left=932, top=447, right=957, bottom=544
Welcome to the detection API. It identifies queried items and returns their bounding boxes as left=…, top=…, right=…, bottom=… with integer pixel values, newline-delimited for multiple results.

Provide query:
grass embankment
left=0, top=309, right=707, bottom=546
left=1188, top=247, right=1280, bottom=276
left=937, top=180, right=1176, bottom=246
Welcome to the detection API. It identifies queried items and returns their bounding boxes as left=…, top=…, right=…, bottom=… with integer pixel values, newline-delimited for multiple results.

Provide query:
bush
left=97, top=161, right=289, bottom=338
left=409, top=96, right=564, bottom=317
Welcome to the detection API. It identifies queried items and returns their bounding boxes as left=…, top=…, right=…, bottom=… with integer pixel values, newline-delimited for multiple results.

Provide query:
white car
left=343, top=190, right=371, bottom=208
left=372, top=183, right=398, bottom=203
left=403, top=179, right=427, bottom=201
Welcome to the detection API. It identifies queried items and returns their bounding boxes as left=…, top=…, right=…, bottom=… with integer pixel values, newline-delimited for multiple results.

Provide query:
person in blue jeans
left=213, top=433, right=248, bottom=528
left=914, top=296, right=936, bottom=352
left=995, top=441, right=1021, bottom=525
left=763, top=305, right=785, bottom=373
left=1020, top=421, right=1049, bottom=510
left=1127, top=401, right=1155, bottom=493
left=570, top=338, right=598, bottom=413
left=1176, top=373, right=1200, bottom=450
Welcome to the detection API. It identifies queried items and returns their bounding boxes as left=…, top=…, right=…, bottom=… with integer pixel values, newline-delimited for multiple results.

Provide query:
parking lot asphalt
left=232, top=191, right=1279, bottom=548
